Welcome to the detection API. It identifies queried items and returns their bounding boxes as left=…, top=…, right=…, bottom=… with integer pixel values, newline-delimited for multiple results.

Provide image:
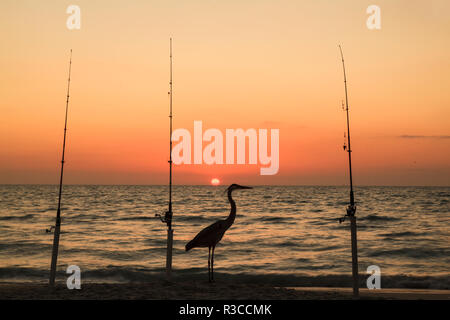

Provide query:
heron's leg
left=208, top=246, right=211, bottom=282
left=211, top=245, right=215, bottom=282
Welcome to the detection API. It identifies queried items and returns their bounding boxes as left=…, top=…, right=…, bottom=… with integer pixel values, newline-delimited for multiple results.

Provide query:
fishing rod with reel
left=155, top=38, right=174, bottom=280
left=338, top=45, right=359, bottom=297
left=48, top=49, right=73, bottom=287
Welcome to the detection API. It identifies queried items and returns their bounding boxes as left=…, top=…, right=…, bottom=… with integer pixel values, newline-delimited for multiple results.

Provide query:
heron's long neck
left=225, top=189, right=236, bottom=227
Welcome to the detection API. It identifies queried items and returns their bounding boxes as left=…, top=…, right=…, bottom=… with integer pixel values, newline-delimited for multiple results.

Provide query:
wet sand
left=0, top=281, right=449, bottom=300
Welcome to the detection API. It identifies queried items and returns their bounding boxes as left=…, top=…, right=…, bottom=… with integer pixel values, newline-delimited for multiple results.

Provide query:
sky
left=0, top=0, right=449, bottom=186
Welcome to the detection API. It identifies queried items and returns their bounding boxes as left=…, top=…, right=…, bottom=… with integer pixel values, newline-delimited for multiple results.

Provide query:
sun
left=211, top=178, right=220, bottom=186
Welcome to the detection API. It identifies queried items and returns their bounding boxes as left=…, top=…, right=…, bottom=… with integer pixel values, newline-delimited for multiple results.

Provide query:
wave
left=0, top=242, right=52, bottom=253
left=0, top=214, right=35, bottom=221
left=360, top=214, right=401, bottom=222
left=177, top=215, right=215, bottom=223
left=258, top=216, right=295, bottom=223
left=116, top=216, right=154, bottom=221
left=368, top=247, right=449, bottom=259
left=0, top=266, right=448, bottom=289
left=379, top=231, right=421, bottom=237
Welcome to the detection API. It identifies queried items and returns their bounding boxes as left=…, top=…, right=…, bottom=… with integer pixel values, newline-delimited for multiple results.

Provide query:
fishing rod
left=49, top=49, right=73, bottom=287
left=338, top=45, right=359, bottom=297
left=156, top=38, right=174, bottom=279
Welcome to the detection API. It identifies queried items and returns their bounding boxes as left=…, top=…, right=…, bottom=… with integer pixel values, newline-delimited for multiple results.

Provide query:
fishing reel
left=155, top=210, right=172, bottom=225
left=338, top=205, right=356, bottom=224
left=46, top=216, right=61, bottom=233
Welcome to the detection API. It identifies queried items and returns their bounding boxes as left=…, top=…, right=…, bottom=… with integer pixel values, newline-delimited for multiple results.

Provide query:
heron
left=185, top=184, right=252, bottom=282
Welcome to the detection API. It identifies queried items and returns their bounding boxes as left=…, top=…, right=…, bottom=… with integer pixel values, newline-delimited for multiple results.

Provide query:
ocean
left=0, top=185, right=449, bottom=289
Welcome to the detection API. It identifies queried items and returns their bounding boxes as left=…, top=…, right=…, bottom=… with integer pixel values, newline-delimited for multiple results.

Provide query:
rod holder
left=49, top=221, right=61, bottom=287
left=166, top=229, right=174, bottom=280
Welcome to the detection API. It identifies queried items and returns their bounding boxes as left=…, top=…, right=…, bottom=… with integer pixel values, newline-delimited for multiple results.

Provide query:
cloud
left=398, top=135, right=450, bottom=139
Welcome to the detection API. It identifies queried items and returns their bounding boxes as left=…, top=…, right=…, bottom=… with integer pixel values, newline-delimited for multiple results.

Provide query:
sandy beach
left=0, top=281, right=449, bottom=300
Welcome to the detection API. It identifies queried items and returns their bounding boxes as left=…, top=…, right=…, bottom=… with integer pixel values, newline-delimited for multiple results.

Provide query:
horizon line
left=0, top=183, right=448, bottom=187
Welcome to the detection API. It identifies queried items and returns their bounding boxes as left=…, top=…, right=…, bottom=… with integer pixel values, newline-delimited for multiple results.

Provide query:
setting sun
left=211, top=178, right=220, bottom=186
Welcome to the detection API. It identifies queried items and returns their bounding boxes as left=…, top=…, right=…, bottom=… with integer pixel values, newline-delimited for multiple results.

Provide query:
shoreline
left=0, top=281, right=449, bottom=300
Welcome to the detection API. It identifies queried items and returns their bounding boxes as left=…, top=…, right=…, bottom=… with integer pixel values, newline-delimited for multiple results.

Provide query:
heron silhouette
left=185, top=184, right=252, bottom=282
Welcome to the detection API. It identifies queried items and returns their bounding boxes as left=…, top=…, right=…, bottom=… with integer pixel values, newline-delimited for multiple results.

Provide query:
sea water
left=0, top=185, right=448, bottom=289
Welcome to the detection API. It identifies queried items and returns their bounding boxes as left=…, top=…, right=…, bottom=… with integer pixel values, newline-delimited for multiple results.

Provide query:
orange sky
left=0, top=0, right=449, bottom=185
